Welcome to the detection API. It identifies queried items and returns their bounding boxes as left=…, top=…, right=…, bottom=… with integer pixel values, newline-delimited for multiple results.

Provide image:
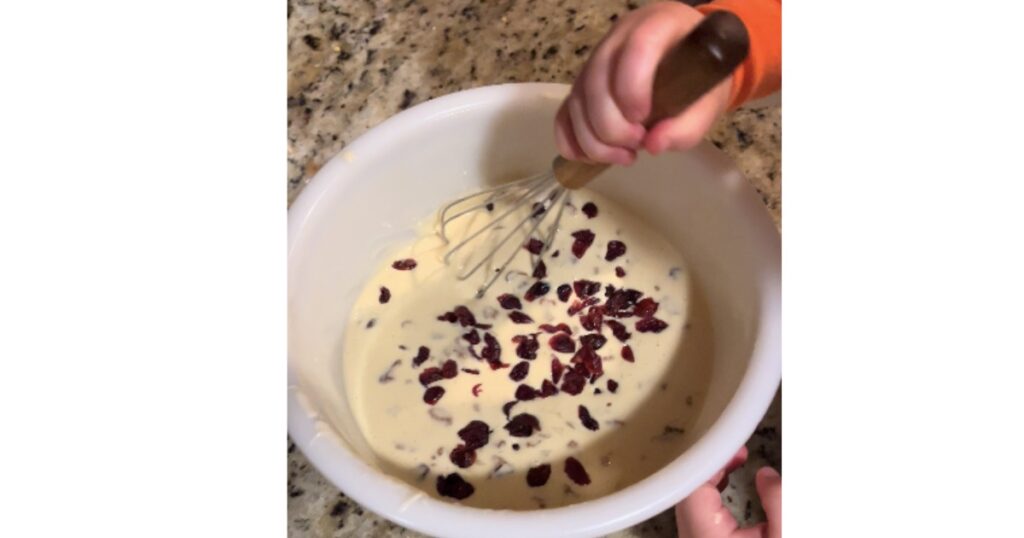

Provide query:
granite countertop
left=287, top=1, right=781, bottom=536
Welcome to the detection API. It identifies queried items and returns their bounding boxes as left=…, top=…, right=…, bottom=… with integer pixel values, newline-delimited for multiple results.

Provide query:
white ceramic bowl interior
left=288, top=83, right=780, bottom=538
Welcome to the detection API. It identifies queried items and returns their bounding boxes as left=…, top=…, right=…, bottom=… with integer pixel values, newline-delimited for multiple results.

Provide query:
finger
left=732, top=524, right=767, bottom=538
left=676, top=484, right=739, bottom=538
left=702, top=446, right=748, bottom=492
left=612, top=8, right=697, bottom=123
left=755, top=467, right=782, bottom=538
left=713, top=446, right=749, bottom=492
left=567, top=93, right=635, bottom=165
left=580, top=50, right=645, bottom=148
left=643, top=77, right=730, bottom=154
left=554, top=100, right=586, bottom=161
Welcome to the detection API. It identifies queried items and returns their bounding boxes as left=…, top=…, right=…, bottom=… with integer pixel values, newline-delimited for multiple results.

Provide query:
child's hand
left=675, top=447, right=781, bottom=538
left=554, top=2, right=732, bottom=165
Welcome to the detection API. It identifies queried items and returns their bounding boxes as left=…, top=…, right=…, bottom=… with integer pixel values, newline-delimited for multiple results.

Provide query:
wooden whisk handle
left=553, top=10, right=751, bottom=190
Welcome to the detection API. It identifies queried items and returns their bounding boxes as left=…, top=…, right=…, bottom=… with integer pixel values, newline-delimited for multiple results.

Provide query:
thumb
left=642, top=77, right=731, bottom=155
left=755, top=467, right=782, bottom=538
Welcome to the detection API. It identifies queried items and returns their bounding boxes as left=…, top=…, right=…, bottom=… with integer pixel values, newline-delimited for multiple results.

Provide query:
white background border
left=3, top=0, right=1024, bottom=535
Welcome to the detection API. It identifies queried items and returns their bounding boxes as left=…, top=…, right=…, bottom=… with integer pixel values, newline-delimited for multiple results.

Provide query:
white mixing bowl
left=288, top=83, right=780, bottom=537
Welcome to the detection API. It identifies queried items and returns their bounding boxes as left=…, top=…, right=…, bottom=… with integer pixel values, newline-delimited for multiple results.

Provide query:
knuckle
left=590, top=112, right=632, bottom=147
left=582, top=143, right=618, bottom=164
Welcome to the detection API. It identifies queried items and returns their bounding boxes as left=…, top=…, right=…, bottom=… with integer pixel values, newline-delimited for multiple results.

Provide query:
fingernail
left=757, top=466, right=781, bottom=481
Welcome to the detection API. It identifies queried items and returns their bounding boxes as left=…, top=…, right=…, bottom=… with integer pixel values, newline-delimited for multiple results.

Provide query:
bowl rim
left=287, top=82, right=780, bottom=538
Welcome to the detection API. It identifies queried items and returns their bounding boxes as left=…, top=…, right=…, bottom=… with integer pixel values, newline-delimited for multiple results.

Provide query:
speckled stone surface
left=287, top=1, right=780, bottom=536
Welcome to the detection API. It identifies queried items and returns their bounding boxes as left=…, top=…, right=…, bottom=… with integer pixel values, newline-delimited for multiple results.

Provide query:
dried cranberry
left=438, top=311, right=458, bottom=323
left=570, top=230, right=595, bottom=258
left=635, top=297, right=659, bottom=318
left=509, top=361, right=530, bottom=381
left=573, top=279, right=601, bottom=298
left=436, top=473, right=474, bottom=499
left=423, top=386, right=445, bottom=405
left=615, top=266, right=626, bottom=277
left=504, top=413, right=541, bottom=437
left=497, top=294, right=522, bottom=310
left=606, top=320, right=631, bottom=342
left=481, top=333, right=501, bottom=362
left=412, top=346, right=430, bottom=367
left=509, top=311, right=533, bottom=324
left=572, top=345, right=603, bottom=378
left=607, top=379, right=619, bottom=393
left=605, top=288, right=643, bottom=315
left=454, top=305, right=477, bottom=327
left=515, top=384, right=537, bottom=401
left=449, top=444, right=476, bottom=468
left=513, top=333, right=539, bottom=360
left=560, top=370, right=586, bottom=395
left=556, top=284, right=572, bottom=302
left=548, top=333, right=576, bottom=354
left=523, top=238, right=544, bottom=255
left=487, top=359, right=510, bottom=370
left=526, top=464, right=552, bottom=487
left=539, top=323, right=571, bottom=334
left=392, top=258, right=417, bottom=270
left=379, top=286, right=391, bottom=303
left=532, top=260, right=547, bottom=279
left=580, top=334, right=607, bottom=351
left=419, top=367, right=443, bottom=386
left=605, top=240, right=627, bottom=261
left=581, top=201, right=598, bottom=218
left=539, top=379, right=559, bottom=397
left=471, top=383, right=483, bottom=396
left=458, top=420, right=491, bottom=449
left=524, top=281, right=550, bottom=301
left=580, top=305, right=605, bottom=332
left=502, top=401, right=518, bottom=419
left=621, top=345, right=635, bottom=362
left=635, top=317, right=668, bottom=333
left=551, top=358, right=564, bottom=384
left=567, top=300, right=584, bottom=316
left=564, top=457, right=591, bottom=485
left=567, top=296, right=599, bottom=316
left=578, top=405, right=600, bottom=431
left=441, top=359, right=458, bottom=379
left=462, top=330, right=481, bottom=345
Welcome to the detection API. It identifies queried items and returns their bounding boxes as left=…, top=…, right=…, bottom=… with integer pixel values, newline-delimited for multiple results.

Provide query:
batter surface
left=341, top=189, right=713, bottom=509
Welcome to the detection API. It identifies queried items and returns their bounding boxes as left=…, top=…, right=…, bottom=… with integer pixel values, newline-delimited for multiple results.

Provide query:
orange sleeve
left=696, top=0, right=781, bottom=109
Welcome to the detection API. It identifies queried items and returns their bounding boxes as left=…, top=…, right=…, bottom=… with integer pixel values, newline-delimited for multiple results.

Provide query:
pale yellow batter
left=341, top=189, right=713, bottom=510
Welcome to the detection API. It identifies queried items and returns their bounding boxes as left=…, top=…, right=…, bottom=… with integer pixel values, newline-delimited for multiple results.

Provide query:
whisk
left=438, top=11, right=750, bottom=298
